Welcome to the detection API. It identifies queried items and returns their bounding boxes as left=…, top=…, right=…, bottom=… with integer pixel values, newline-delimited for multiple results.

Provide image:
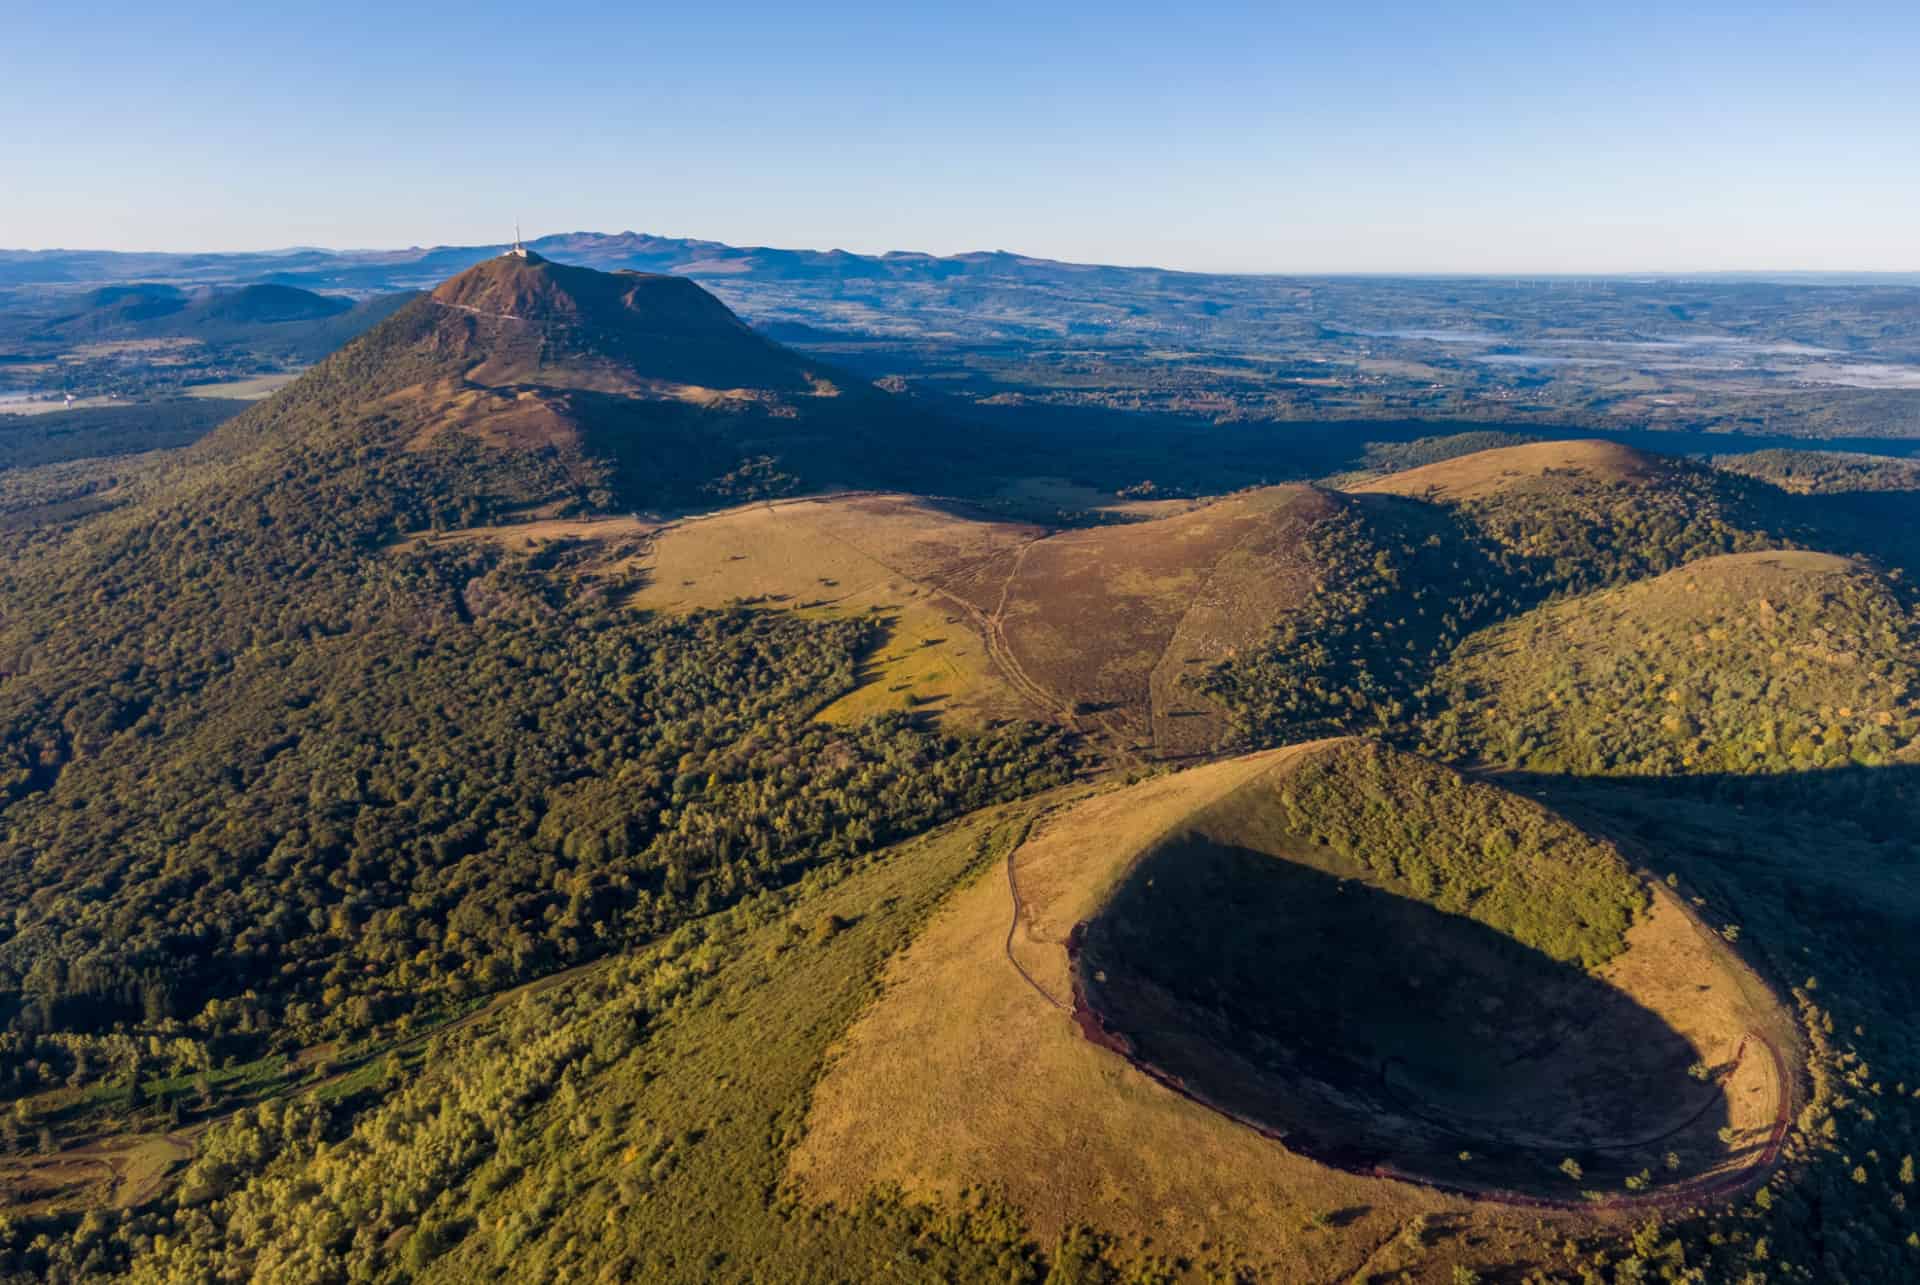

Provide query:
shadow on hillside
left=1080, top=834, right=1726, bottom=1185
left=1494, top=761, right=1920, bottom=846
left=1493, top=761, right=1920, bottom=1023
left=1784, top=489, right=1920, bottom=572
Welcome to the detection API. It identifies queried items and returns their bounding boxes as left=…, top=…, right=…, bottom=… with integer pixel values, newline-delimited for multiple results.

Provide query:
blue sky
left=5, top=0, right=1917, bottom=272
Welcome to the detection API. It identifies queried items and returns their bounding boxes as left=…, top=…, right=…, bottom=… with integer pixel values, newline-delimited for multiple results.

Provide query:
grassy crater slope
left=798, top=741, right=1792, bottom=1272
left=1200, top=439, right=1802, bottom=753
left=1075, top=741, right=1787, bottom=1197
left=1425, top=550, right=1920, bottom=775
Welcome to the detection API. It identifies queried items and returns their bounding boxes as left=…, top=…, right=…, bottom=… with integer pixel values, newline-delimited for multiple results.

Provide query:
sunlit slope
left=1426, top=549, right=1920, bottom=774
left=1351, top=439, right=1664, bottom=500
left=612, top=483, right=1351, bottom=752
left=626, top=493, right=1044, bottom=728
left=35, top=800, right=1093, bottom=1281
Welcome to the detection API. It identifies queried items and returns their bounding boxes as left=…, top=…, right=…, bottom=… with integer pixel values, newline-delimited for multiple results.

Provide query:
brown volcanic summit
left=202, top=249, right=952, bottom=511
left=424, top=250, right=828, bottom=395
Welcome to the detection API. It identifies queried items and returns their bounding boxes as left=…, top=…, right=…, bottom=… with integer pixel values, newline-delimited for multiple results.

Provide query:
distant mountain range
left=12, top=234, right=1917, bottom=366
left=5, top=235, right=1919, bottom=293
left=0, top=233, right=1187, bottom=295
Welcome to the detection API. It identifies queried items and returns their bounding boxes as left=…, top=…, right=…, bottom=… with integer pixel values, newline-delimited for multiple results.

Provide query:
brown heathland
left=436, top=483, right=1352, bottom=751
left=944, top=486, right=1343, bottom=756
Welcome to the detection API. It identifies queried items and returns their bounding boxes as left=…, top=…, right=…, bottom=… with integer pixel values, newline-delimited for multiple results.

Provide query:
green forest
left=0, top=295, right=1075, bottom=1151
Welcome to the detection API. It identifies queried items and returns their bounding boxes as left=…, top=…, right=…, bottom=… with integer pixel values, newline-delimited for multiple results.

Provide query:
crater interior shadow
left=1078, top=831, right=1729, bottom=1188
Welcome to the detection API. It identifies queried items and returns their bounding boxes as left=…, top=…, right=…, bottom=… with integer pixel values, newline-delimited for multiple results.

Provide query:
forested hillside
left=1425, top=551, right=1920, bottom=775
left=1199, top=446, right=1796, bottom=748
left=0, top=255, right=1073, bottom=1153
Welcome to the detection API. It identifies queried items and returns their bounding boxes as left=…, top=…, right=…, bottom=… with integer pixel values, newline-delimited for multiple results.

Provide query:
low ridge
left=1352, top=439, right=1666, bottom=500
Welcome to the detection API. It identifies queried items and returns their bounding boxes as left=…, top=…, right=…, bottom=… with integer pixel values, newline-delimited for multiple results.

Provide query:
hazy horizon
left=5, top=230, right=1919, bottom=284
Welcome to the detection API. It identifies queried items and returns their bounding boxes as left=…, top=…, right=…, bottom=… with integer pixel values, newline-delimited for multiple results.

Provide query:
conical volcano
left=199, top=251, right=955, bottom=514
left=423, top=250, right=828, bottom=395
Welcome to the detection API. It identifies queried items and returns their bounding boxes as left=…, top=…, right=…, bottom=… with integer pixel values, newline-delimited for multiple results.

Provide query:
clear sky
left=4, top=0, right=1917, bottom=273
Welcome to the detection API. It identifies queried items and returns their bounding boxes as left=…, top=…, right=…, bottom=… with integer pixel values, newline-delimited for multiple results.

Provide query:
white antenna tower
left=508, top=222, right=528, bottom=258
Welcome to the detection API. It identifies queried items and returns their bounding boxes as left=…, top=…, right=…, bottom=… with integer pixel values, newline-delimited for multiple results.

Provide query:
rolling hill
left=0, top=281, right=415, bottom=377
left=1425, top=550, right=1920, bottom=775
left=1350, top=439, right=1789, bottom=592
left=1350, top=438, right=1665, bottom=501
left=527, top=482, right=1354, bottom=757
left=32, top=282, right=351, bottom=342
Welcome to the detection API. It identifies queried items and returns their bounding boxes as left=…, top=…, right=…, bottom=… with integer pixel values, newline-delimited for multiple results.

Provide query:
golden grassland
left=406, top=484, right=1351, bottom=753
left=626, top=493, right=1042, bottom=728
